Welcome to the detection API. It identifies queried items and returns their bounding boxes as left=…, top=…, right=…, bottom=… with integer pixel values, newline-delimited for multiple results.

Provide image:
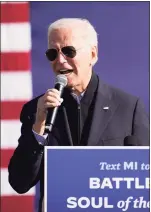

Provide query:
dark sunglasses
left=45, top=46, right=77, bottom=61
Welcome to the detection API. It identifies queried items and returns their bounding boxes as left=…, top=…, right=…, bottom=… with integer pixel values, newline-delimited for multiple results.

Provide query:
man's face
left=48, top=27, right=97, bottom=91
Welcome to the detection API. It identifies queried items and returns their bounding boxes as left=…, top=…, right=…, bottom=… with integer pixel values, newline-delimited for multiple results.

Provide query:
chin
left=67, top=76, right=74, bottom=85
left=67, top=81, right=74, bottom=89
left=66, top=76, right=79, bottom=89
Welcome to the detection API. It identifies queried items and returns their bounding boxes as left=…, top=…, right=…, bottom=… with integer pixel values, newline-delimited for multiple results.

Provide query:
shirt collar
left=71, top=91, right=85, bottom=104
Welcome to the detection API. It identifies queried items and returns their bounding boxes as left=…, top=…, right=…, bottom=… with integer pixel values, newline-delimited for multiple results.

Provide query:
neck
left=71, top=71, right=92, bottom=96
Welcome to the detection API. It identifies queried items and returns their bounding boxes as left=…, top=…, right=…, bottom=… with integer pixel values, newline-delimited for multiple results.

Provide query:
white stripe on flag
left=1, top=72, right=32, bottom=101
left=1, top=168, right=35, bottom=196
left=1, top=120, right=21, bottom=148
left=1, top=23, right=31, bottom=52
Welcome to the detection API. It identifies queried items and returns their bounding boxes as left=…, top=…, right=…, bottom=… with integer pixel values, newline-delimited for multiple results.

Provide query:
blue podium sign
left=44, top=147, right=149, bottom=212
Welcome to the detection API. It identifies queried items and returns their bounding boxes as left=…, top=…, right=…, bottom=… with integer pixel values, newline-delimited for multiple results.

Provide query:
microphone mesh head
left=55, top=74, right=67, bottom=87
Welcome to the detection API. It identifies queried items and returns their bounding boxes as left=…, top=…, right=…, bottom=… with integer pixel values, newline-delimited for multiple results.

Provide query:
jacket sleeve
left=132, top=98, right=149, bottom=145
left=8, top=103, right=44, bottom=194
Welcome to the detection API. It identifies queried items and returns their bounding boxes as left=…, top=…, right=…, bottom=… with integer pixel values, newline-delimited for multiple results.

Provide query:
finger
left=44, top=96, right=62, bottom=105
left=47, top=88, right=60, bottom=95
left=44, top=100, right=61, bottom=108
left=44, top=95, right=63, bottom=104
left=45, top=93, right=63, bottom=102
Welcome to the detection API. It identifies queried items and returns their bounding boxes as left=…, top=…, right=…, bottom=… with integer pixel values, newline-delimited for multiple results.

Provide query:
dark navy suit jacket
left=8, top=79, right=149, bottom=212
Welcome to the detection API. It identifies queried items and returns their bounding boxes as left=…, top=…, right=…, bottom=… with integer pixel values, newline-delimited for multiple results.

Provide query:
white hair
left=48, top=18, right=98, bottom=48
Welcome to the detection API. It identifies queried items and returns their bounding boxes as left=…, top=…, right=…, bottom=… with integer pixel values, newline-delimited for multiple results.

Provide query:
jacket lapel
left=87, top=81, right=119, bottom=146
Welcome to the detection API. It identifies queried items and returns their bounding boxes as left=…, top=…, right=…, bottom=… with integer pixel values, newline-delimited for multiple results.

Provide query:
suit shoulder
left=103, top=82, right=139, bottom=104
left=111, top=85, right=138, bottom=101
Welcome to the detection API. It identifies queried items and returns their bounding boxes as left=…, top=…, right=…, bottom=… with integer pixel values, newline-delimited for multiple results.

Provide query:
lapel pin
left=103, top=106, right=109, bottom=111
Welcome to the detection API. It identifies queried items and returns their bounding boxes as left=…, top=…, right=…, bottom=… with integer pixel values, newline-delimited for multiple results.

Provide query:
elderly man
left=8, top=18, right=149, bottom=212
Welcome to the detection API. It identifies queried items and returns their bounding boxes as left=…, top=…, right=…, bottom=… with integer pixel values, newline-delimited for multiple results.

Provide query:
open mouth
left=59, top=69, right=73, bottom=75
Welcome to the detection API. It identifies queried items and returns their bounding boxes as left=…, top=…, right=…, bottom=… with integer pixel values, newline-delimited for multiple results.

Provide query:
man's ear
left=91, top=46, right=98, bottom=66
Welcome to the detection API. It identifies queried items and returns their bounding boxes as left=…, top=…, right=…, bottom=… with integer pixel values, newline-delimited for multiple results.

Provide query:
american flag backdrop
left=1, top=2, right=35, bottom=212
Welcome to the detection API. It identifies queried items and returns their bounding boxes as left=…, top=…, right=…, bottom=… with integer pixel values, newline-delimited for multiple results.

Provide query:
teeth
left=59, top=69, right=73, bottom=75
left=60, top=69, right=68, bottom=73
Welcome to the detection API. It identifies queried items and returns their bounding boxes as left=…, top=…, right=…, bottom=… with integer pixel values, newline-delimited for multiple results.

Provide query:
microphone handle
left=44, top=83, right=64, bottom=134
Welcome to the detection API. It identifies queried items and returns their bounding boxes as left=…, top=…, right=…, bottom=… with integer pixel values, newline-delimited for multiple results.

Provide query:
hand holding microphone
left=33, top=74, right=67, bottom=135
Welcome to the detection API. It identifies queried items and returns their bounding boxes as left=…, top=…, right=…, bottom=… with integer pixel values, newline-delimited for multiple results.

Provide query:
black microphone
left=124, top=135, right=141, bottom=146
left=44, top=74, right=67, bottom=134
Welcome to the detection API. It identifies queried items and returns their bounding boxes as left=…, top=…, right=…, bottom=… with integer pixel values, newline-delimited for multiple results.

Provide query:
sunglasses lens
left=46, top=49, right=58, bottom=61
left=62, top=46, right=76, bottom=58
left=45, top=46, right=77, bottom=61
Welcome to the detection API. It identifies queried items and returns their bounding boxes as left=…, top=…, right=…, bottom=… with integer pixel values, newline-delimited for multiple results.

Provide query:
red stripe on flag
left=1, top=149, right=15, bottom=168
left=1, top=196, right=34, bottom=212
left=1, top=52, right=30, bottom=72
left=1, top=101, right=27, bottom=120
left=1, top=3, right=29, bottom=23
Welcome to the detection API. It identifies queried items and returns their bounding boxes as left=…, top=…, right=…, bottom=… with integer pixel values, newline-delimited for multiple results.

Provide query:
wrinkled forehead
left=48, top=27, right=85, bottom=48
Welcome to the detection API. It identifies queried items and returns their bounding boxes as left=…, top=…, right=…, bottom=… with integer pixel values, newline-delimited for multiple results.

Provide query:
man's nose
left=56, top=51, right=67, bottom=64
